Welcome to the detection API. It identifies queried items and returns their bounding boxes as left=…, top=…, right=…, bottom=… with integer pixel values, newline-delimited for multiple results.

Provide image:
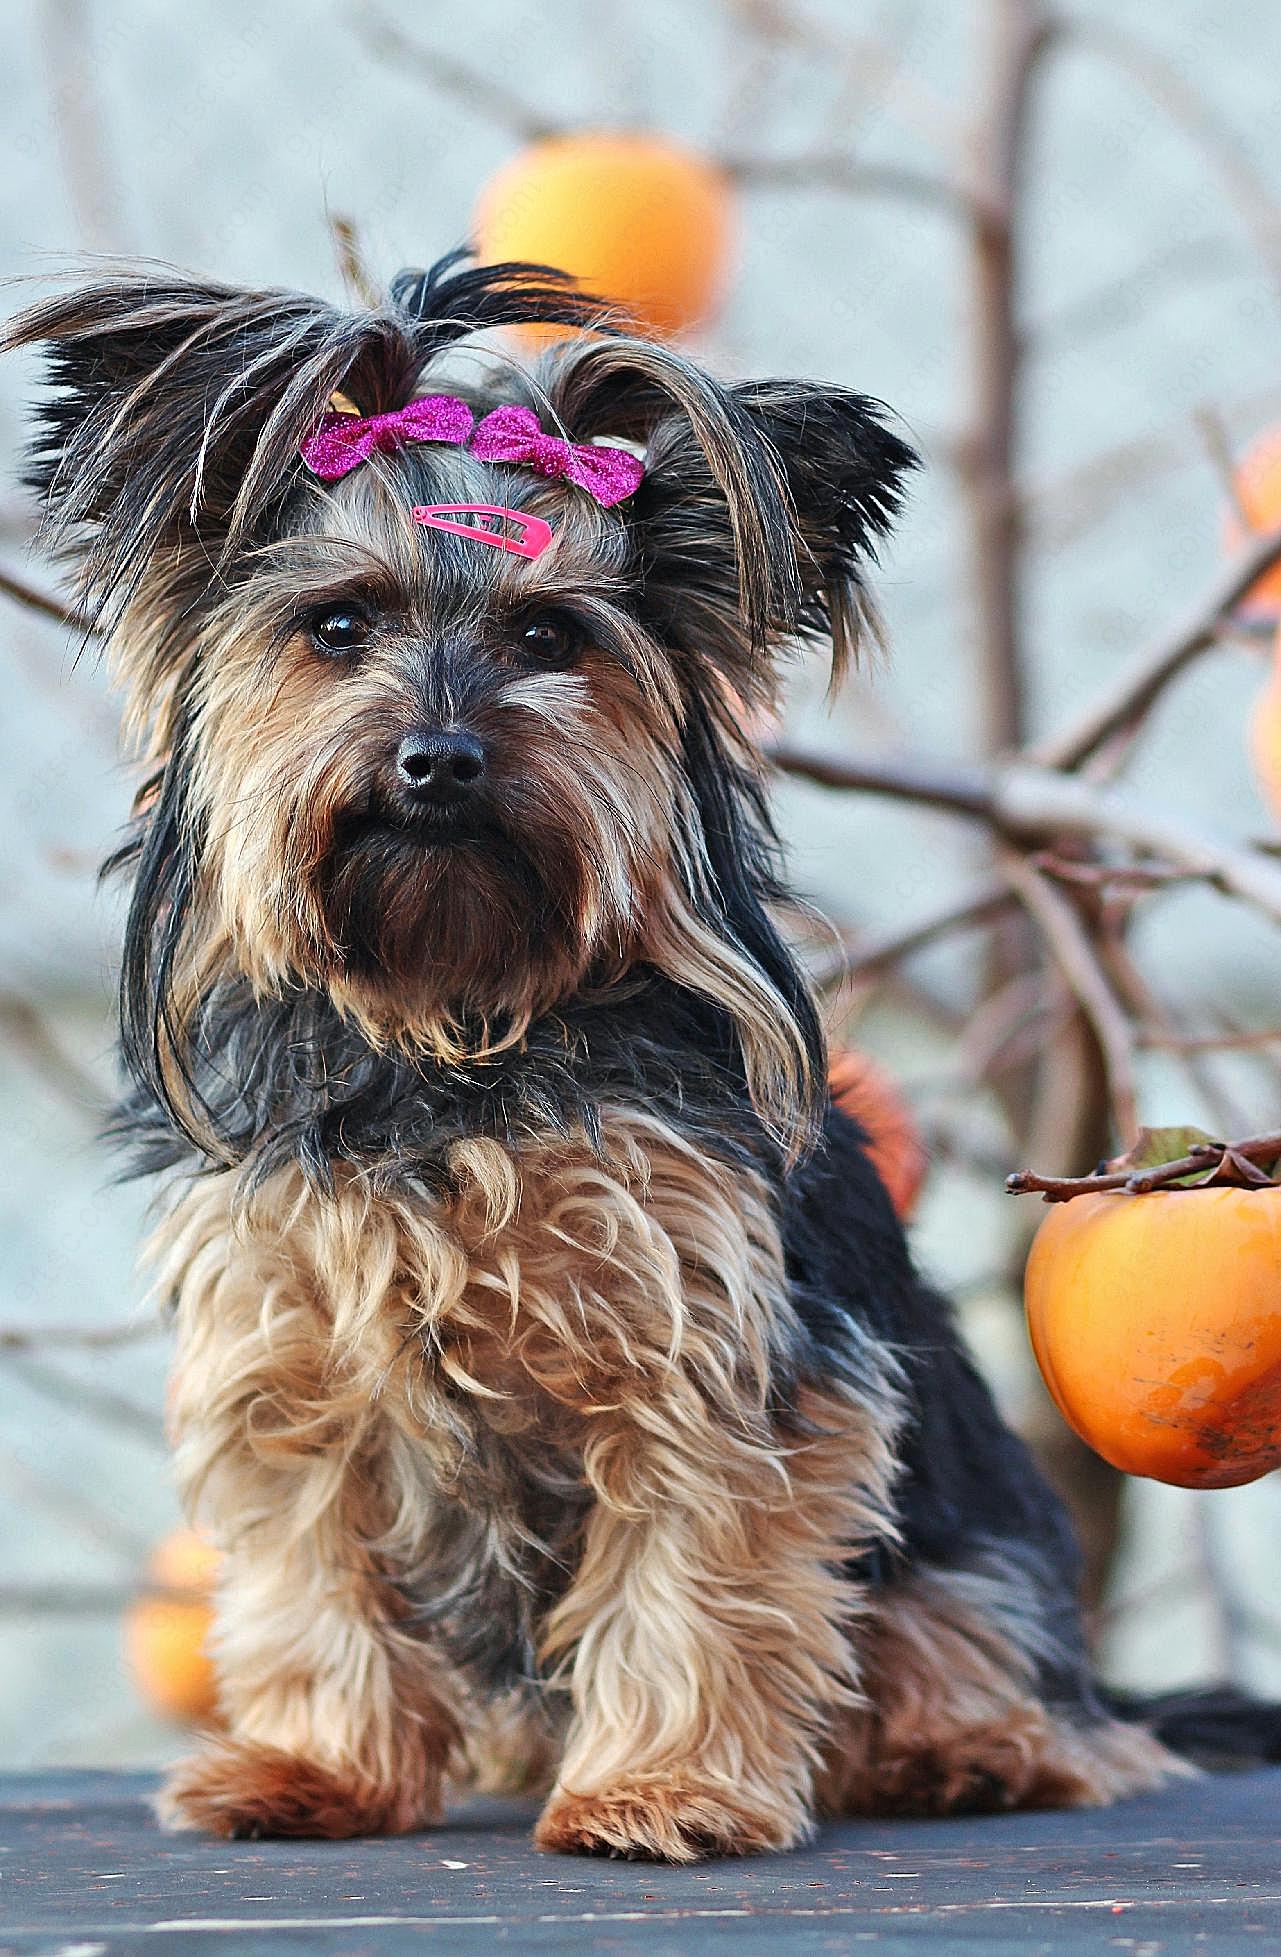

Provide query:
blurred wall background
left=2, top=0, right=1280, bottom=1764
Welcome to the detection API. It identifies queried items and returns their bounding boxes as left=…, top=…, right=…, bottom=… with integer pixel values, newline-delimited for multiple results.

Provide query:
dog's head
left=6, top=252, right=913, bottom=1156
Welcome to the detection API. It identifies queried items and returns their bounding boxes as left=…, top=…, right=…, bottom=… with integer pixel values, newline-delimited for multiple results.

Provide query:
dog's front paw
left=534, top=1771, right=806, bottom=1863
left=156, top=1738, right=431, bottom=1840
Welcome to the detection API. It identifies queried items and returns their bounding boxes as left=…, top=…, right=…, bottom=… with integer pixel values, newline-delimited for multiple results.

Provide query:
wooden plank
left=0, top=1768, right=1277, bottom=1952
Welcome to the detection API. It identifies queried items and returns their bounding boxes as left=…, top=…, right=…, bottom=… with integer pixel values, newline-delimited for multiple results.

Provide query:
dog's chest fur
left=154, top=1092, right=792, bottom=1685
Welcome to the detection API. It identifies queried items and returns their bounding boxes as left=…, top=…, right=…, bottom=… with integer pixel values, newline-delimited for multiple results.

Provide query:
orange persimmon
left=1025, top=1186, right=1281, bottom=1488
left=123, top=1527, right=221, bottom=1726
left=1224, top=425, right=1281, bottom=613
left=828, top=1047, right=927, bottom=1220
left=474, top=131, right=734, bottom=339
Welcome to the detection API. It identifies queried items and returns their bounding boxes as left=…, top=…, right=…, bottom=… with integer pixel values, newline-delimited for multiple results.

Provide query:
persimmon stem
left=1008, top=1129, right=1281, bottom=1201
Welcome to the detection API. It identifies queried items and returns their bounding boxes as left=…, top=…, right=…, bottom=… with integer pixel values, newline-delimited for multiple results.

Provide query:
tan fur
left=153, top=1112, right=900, bottom=1854
left=816, top=1563, right=1185, bottom=1819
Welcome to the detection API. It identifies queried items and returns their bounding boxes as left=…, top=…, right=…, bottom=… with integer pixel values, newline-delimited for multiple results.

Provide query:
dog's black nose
left=396, top=729, right=486, bottom=800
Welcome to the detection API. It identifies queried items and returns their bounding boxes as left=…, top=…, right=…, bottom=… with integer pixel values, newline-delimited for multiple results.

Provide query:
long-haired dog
left=5, top=254, right=1179, bottom=1859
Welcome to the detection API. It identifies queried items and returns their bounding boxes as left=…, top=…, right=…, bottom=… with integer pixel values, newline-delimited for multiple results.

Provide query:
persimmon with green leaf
left=1020, top=1127, right=1281, bottom=1489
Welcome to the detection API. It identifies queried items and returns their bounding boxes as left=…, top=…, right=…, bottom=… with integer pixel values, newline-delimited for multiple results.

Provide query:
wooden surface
left=0, top=1768, right=1277, bottom=1954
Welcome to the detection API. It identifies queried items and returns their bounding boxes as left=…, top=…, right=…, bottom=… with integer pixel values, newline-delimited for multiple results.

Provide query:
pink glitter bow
left=299, top=395, right=475, bottom=480
left=299, top=394, right=645, bottom=508
left=468, top=405, right=645, bottom=509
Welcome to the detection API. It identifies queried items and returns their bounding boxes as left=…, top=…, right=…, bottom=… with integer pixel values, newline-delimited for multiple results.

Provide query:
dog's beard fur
left=179, top=460, right=685, bottom=1062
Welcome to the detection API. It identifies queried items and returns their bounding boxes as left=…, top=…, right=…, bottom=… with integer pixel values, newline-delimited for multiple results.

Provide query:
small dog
left=6, top=254, right=1177, bottom=1859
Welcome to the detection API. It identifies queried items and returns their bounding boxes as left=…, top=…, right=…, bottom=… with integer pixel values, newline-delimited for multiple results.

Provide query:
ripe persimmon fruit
left=1025, top=1182, right=1281, bottom=1488
left=829, top=1046, right=927, bottom=1220
left=1224, top=425, right=1281, bottom=613
left=123, top=1527, right=221, bottom=1726
left=474, top=131, right=734, bottom=340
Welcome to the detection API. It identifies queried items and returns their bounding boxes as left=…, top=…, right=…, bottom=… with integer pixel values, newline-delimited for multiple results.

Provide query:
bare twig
left=0, top=1352, right=166, bottom=1447
left=1001, top=853, right=1140, bottom=1144
left=1025, top=234, right=1245, bottom=354
left=1097, top=934, right=1251, bottom=1137
left=995, top=764, right=1281, bottom=918
left=770, top=742, right=1281, bottom=922
left=355, top=7, right=561, bottom=141
left=1140, top=1025, right=1281, bottom=1056
left=1022, top=385, right=1280, bottom=549
left=1033, top=518, right=1281, bottom=770
left=1009, top=1129, right=1281, bottom=1201
left=1030, top=852, right=1192, bottom=893
left=959, top=0, right=1056, bottom=759
left=0, top=564, right=91, bottom=633
left=39, top=0, right=127, bottom=253
left=0, top=1583, right=144, bottom=1615
left=810, top=881, right=1015, bottom=991
left=0, top=1320, right=160, bottom=1352
left=0, top=992, right=105, bottom=1112
left=721, top=148, right=973, bottom=220
left=0, top=1445, right=152, bottom=1561
left=954, top=970, right=1061, bottom=1090
left=768, top=742, right=992, bottom=815
left=1193, top=404, right=1251, bottom=524
left=724, top=0, right=964, bottom=157
left=0, top=1580, right=210, bottom=1614
left=1064, top=18, right=1281, bottom=294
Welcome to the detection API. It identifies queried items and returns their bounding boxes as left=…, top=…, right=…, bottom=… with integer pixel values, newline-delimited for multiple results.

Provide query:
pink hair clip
left=412, top=503, right=554, bottom=560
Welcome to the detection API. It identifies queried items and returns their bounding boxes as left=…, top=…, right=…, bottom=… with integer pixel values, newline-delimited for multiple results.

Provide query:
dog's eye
left=309, top=607, right=371, bottom=657
left=517, top=612, right=583, bottom=666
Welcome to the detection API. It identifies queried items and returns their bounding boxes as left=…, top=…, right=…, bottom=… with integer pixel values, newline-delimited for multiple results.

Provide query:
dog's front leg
left=533, top=1383, right=878, bottom=1862
left=526, top=1137, right=896, bottom=1863
left=152, top=1175, right=468, bottom=1840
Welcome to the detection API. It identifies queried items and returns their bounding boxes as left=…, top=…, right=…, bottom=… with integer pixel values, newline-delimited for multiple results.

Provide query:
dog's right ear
left=2, top=275, right=428, bottom=636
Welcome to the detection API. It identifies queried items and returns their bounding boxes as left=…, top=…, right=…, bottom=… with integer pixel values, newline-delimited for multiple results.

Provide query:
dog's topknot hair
left=2, top=249, right=616, bottom=631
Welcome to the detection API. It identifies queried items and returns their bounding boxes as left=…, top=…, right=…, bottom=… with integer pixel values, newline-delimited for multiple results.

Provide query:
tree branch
left=0, top=564, right=92, bottom=634
left=0, top=1320, right=160, bottom=1352
left=770, top=742, right=1281, bottom=922
left=957, top=0, right=1056, bottom=759
left=768, top=742, right=993, bottom=816
left=1033, top=518, right=1281, bottom=769
left=0, top=992, right=105, bottom=1112
left=1062, top=18, right=1281, bottom=296
left=1000, top=852, right=1140, bottom=1144
left=810, top=881, right=1016, bottom=991
left=1009, top=1130, right=1281, bottom=1201
left=721, top=148, right=975, bottom=220
left=354, top=7, right=562, bottom=141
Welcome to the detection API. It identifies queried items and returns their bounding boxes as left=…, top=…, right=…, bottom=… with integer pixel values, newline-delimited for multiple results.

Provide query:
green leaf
left=1109, top=1125, right=1219, bottom=1175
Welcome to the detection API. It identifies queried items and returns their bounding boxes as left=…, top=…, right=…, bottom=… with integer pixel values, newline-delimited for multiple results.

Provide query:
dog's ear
left=732, top=380, right=917, bottom=679
left=1, top=254, right=607, bottom=638
left=545, top=340, right=916, bottom=704
left=544, top=338, right=800, bottom=710
left=4, top=277, right=381, bottom=629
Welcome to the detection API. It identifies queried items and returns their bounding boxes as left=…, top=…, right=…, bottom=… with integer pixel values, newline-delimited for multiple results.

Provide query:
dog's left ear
left=545, top=338, right=915, bottom=702
left=730, top=379, right=918, bottom=678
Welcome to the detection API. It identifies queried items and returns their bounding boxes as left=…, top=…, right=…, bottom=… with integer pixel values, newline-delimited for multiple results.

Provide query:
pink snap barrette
left=412, top=504, right=554, bottom=560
